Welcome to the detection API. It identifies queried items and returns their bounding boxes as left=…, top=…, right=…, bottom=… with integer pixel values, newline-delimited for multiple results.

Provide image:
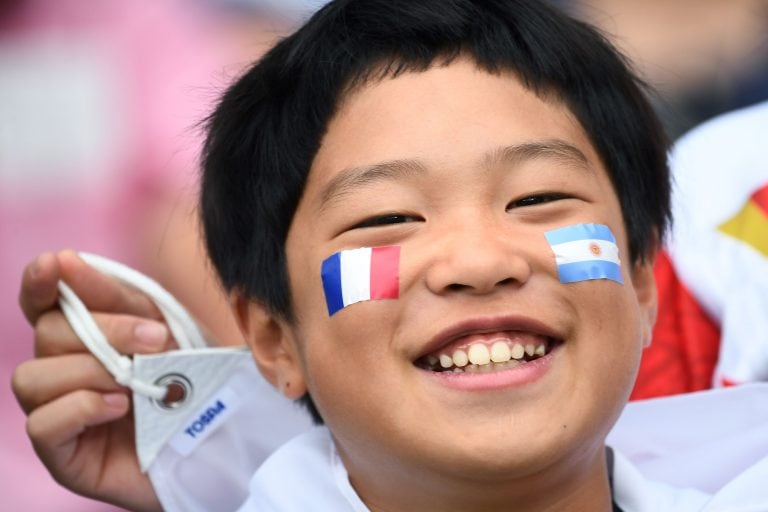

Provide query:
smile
left=418, top=334, right=553, bottom=373
left=414, top=317, right=563, bottom=376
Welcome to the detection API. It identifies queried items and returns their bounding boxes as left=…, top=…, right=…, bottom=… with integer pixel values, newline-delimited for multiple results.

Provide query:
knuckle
left=73, top=390, right=100, bottom=415
left=10, top=361, right=34, bottom=404
left=93, top=314, right=130, bottom=352
left=95, top=313, right=119, bottom=337
left=34, top=311, right=66, bottom=356
left=25, top=410, right=47, bottom=442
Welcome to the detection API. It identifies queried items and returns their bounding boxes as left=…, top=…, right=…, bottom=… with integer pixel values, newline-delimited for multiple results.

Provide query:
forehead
left=305, top=58, right=609, bottom=200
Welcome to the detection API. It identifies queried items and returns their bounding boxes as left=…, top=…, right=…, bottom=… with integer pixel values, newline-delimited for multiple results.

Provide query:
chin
left=410, top=420, right=588, bottom=479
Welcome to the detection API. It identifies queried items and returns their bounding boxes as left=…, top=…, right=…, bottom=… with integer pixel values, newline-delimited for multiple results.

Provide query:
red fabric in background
left=630, top=250, right=721, bottom=400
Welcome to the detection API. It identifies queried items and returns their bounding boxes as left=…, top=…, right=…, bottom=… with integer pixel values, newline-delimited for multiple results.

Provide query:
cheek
left=303, top=309, right=411, bottom=438
left=575, top=282, right=644, bottom=386
left=560, top=282, right=643, bottom=436
left=298, top=303, right=403, bottom=403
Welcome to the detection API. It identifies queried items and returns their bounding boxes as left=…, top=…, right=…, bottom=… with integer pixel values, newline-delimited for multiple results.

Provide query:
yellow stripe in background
left=719, top=200, right=768, bottom=258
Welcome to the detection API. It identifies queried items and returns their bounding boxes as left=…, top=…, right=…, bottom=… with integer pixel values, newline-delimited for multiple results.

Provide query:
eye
left=353, top=213, right=422, bottom=229
left=506, top=193, right=570, bottom=210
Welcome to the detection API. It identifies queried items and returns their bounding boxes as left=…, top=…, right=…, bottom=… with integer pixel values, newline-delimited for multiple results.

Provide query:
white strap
left=57, top=253, right=210, bottom=399
left=78, top=253, right=208, bottom=350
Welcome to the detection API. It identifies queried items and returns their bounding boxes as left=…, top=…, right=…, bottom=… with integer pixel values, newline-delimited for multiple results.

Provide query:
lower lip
left=422, top=347, right=557, bottom=391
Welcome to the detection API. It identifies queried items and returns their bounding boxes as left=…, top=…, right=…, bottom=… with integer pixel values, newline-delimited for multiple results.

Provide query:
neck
left=342, top=444, right=614, bottom=512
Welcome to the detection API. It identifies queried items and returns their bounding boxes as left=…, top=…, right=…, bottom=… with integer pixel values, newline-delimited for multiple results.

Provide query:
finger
left=58, top=250, right=163, bottom=319
left=35, top=311, right=172, bottom=358
left=12, top=355, right=125, bottom=415
left=19, top=252, right=61, bottom=324
left=27, top=390, right=130, bottom=476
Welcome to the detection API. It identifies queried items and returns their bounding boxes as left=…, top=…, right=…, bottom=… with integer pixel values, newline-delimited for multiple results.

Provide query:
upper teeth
left=453, top=349, right=469, bottom=367
left=428, top=340, right=548, bottom=371
left=490, top=342, right=510, bottom=363
left=468, top=344, right=490, bottom=365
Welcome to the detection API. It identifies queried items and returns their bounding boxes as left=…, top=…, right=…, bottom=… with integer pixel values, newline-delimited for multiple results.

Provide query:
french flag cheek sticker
left=321, top=246, right=400, bottom=316
left=544, top=223, right=623, bottom=284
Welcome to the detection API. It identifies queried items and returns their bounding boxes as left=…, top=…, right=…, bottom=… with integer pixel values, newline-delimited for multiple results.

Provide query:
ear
left=231, top=293, right=307, bottom=400
left=630, top=249, right=658, bottom=349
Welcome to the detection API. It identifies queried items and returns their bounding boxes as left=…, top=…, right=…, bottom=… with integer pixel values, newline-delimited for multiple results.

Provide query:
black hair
left=201, top=0, right=670, bottom=424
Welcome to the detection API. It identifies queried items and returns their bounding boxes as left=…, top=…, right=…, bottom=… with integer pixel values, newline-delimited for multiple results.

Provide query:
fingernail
left=134, top=321, right=168, bottom=350
left=103, top=393, right=129, bottom=409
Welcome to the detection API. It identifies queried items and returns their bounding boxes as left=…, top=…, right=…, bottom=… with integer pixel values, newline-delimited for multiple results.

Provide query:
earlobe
left=630, top=255, right=658, bottom=349
left=231, top=293, right=307, bottom=399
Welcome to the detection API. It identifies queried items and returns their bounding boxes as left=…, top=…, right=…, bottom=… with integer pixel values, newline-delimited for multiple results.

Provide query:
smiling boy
left=233, top=63, right=659, bottom=512
left=197, top=0, right=674, bottom=510
left=16, top=0, right=723, bottom=510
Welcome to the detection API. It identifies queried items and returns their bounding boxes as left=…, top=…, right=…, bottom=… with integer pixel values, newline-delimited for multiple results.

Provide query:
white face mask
left=59, top=253, right=314, bottom=511
left=135, top=349, right=313, bottom=511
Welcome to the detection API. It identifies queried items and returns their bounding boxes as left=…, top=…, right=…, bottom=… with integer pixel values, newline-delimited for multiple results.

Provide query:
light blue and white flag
left=545, top=223, right=623, bottom=284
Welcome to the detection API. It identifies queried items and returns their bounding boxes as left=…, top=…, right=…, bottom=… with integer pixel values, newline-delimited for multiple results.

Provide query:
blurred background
left=1, top=0, right=766, bottom=509
left=569, top=0, right=768, bottom=139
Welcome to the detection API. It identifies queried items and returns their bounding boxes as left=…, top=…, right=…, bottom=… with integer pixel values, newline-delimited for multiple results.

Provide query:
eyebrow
left=319, top=158, right=427, bottom=211
left=318, top=139, right=591, bottom=211
left=483, top=140, right=590, bottom=170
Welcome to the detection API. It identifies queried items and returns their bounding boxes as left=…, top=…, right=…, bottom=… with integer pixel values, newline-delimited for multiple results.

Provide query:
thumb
left=58, top=250, right=163, bottom=320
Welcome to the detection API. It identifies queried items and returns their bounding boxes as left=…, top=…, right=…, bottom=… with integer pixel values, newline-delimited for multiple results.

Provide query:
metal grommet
left=153, top=374, right=193, bottom=410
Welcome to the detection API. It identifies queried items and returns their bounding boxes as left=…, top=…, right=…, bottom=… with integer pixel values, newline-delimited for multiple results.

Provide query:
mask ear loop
left=56, top=253, right=210, bottom=399
left=78, top=253, right=208, bottom=350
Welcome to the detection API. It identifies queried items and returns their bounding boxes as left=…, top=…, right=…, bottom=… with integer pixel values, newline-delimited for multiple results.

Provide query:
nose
left=424, top=216, right=533, bottom=296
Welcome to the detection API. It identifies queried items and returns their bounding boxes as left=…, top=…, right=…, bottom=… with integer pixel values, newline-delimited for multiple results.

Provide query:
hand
left=12, top=251, right=174, bottom=512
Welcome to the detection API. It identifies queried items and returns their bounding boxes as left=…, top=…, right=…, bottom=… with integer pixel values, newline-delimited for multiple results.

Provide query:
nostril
left=446, top=277, right=516, bottom=292
left=428, top=249, right=532, bottom=295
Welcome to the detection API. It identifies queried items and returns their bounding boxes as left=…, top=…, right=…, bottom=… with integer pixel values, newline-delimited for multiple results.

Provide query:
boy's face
left=273, top=58, right=656, bottom=493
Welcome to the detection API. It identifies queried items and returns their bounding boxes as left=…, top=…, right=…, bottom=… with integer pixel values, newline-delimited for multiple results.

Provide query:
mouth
left=414, top=317, right=563, bottom=375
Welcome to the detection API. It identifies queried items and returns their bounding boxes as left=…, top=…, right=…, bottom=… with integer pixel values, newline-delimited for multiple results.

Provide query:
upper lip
left=416, top=315, right=563, bottom=360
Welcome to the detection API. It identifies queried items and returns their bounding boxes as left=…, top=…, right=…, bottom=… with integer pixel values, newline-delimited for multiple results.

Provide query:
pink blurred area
left=0, top=0, right=275, bottom=508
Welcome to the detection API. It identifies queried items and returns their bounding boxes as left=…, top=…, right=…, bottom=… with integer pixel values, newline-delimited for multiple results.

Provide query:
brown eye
left=507, top=193, right=569, bottom=210
left=355, top=213, right=420, bottom=229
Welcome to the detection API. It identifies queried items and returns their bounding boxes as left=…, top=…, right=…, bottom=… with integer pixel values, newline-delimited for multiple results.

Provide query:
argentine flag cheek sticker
left=321, top=246, right=400, bottom=316
left=545, top=223, right=623, bottom=284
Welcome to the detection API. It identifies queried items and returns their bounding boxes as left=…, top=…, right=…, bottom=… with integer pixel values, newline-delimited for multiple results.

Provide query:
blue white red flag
left=321, top=246, right=400, bottom=316
left=545, top=223, right=623, bottom=284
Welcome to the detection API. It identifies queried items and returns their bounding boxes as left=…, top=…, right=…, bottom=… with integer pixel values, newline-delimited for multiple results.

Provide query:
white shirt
left=237, top=429, right=768, bottom=511
left=238, top=384, right=768, bottom=511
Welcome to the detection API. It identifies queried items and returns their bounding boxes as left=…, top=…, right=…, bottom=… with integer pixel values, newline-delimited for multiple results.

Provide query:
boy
left=199, top=2, right=669, bottom=508
left=16, top=0, right=763, bottom=510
